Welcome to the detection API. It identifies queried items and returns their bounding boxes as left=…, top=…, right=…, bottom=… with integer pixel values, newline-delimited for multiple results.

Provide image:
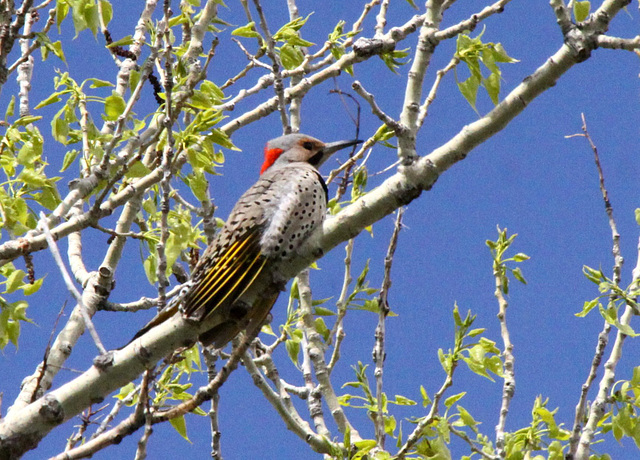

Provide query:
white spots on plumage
left=258, top=164, right=327, bottom=260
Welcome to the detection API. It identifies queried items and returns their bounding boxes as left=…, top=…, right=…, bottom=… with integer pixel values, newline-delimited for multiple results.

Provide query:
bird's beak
left=322, top=139, right=363, bottom=156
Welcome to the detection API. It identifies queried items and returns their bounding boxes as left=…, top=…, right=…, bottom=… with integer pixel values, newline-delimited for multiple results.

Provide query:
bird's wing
left=181, top=226, right=268, bottom=321
left=125, top=228, right=267, bottom=346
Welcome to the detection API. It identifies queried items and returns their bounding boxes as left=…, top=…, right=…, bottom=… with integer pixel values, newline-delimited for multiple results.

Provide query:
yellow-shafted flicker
left=130, top=133, right=361, bottom=347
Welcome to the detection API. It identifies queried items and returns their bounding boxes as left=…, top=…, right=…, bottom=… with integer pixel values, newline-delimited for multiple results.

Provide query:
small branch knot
left=564, top=26, right=598, bottom=62
left=38, top=395, right=64, bottom=423
left=352, top=37, right=396, bottom=58
left=93, top=351, right=115, bottom=370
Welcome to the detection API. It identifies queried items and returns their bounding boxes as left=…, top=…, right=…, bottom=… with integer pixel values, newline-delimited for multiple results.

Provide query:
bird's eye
left=302, top=141, right=314, bottom=150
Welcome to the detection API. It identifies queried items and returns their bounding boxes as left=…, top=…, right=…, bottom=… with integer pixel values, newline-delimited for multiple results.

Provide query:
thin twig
left=418, top=56, right=460, bottom=128
left=568, top=323, right=611, bottom=456
left=156, top=5, right=176, bottom=310
left=328, top=88, right=361, bottom=201
left=252, top=0, right=290, bottom=133
left=286, top=0, right=303, bottom=131
left=242, top=346, right=332, bottom=453
left=374, top=0, right=390, bottom=37
left=38, top=213, right=106, bottom=355
left=494, top=249, right=515, bottom=458
left=396, top=361, right=457, bottom=458
left=580, top=113, right=623, bottom=282
left=133, top=416, right=153, bottom=460
left=352, top=80, right=404, bottom=135
left=297, top=270, right=330, bottom=437
left=65, top=406, right=106, bottom=451
left=450, top=424, right=497, bottom=460
left=327, top=239, right=355, bottom=372
left=30, top=301, right=68, bottom=403
left=373, top=207, right=404, bottom=449
left=152, top=331, right=259, bottom=421
left=297, top=270, right=360, bottom=440
left=352, top=0, right=382, bottom=36
left=202, top=348, right=222, bottom=460
left=91, top=223, right=148, bottom=240
left=567, top=113, right=623, bottom=458
left=90, top=384, right=141, bottom=440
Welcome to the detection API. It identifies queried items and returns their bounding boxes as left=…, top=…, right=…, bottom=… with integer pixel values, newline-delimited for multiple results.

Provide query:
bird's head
left=260, top=133, right=362, bottom=175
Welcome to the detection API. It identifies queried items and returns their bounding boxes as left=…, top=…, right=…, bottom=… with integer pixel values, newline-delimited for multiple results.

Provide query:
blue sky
left=2, top=1, right=639, bottom=458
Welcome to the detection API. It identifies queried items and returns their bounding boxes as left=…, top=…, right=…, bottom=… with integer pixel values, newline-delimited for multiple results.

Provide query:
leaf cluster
left=455, top=29, right=518, bottom=112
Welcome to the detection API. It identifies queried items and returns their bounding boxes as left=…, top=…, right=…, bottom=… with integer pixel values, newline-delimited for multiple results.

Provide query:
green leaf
left=84, top=1, right=99, bottom=36
left=35, top=93, right=62, bottom=109
left=353, top=439, right=377, bottom=450
left=37, top=186, right=62, bottom=211
left=100, top=0, right=113, bottom=26
left=22, top=277, right=43, bottom=296
left=314, top=317, right=330, bottom=341
left=286, top=338, right=300, bottom=366
left=56, top=1, right=69, bottom=31
left=143, top=254, right=157, bottom=284
left=491, top=43, right=519, bottom=63
left=576, top=298, right=599, bottom=317
left=279, top=43, right=304, bottom=69
left=444, top=392, right=466, bottom=408
left=51, top=116, right=69, bottom=144
left=232, top=22, right=261, bottom=39
left=129, top=69, right=140, bottom=92
left=379, top=48, right=409, bottom=74
left=512, top=266, right=527, bottom=284
left=200, top=80, right=225, bottom=103
left=18, top=169, right=48, bottom=187
left=392, top=395, right=417, bottom=406
left=61, top=149, right=80, bottom=172
left=125, top=161, right=151, bottom=179
left=483, top=71, right=500, bottom=105
left=456, top=405, right=478, bottom=432
left=189, top=90, right=213, bottom=110
left=41, top=40, right=66, bottom=63
left=344, top=424, right=351, bottom=450
left=5, top=96, right=14, bottom=119
left=87, top=78, right=114, bottom=88
left=455, top=32, right=517, bottom=110
left=70, top=1, right=88, bottom=37
left=13, top=115, right=42, bottom=126
left=17, top=140, right=43, bottom=166
left=573, top=1, right=591, bottom=22
left=104, top=93, right=126, bottom=121
left=5, top=269, right=26, bottom=294
left=616, top=322, right=638, bottom=337
left=314, top=306, right=335, bottom=316
left=583, top=265, right=604, bottom=284
left=420, top=385, right=431, bottom=407
left=467, top=328, right=485, bottom=337
left=208, top=129, right=238, bottom=150
left=169, top=415, right=190, bottom=442
left=6, top=319, right=20, bottom=347
left=185, top=170, right=208, bottom=201
left=457, top=74, right=480, bottom=111
left=384, top=415, right=397, bottom=437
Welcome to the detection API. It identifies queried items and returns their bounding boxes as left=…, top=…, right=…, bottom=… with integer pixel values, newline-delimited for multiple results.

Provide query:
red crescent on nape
left=260, top=147, right=283, bottom=175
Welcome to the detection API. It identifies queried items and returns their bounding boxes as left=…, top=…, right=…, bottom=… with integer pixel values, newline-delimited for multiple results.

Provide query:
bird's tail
left=124, top=303, right=180, bottom=347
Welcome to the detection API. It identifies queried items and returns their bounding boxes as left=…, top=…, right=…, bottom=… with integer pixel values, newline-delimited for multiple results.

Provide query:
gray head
left=260, top=133, right=362, bottom=174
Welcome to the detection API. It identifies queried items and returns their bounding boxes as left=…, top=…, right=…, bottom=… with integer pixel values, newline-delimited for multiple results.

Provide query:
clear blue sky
left=2, top=1, right=639, bottom=458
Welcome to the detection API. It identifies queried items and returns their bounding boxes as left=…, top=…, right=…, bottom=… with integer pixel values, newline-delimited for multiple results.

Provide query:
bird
left=129, top=133, right=362, bottom=348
